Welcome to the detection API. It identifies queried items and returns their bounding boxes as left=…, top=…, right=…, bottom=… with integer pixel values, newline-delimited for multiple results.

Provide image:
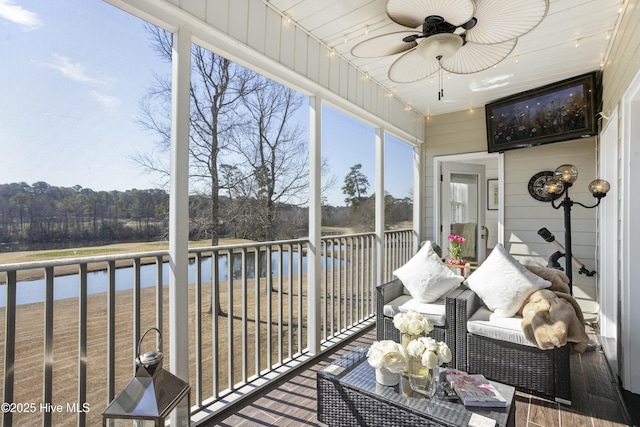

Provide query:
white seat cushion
left=382, top=296, right=446, bottom=327
left=383, top=295, right=413, bottom=318
left=467, top=306, right=535, bottom=347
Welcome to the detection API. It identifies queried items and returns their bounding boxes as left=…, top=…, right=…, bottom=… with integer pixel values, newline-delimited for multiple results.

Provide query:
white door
left=598, top=108, right=619, bottom=377
left=441, top=162, right=487, bottom=262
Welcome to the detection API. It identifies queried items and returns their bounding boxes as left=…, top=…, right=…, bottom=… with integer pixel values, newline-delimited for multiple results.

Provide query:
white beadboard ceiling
left=266, top=0, right=625, bottom=117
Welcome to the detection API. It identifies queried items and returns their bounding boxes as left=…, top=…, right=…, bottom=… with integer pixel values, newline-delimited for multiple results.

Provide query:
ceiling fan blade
left=386, top=0, right=475, bottom=28
left=351, top=32, right=419, bottom=58
left=465, top=0, right=548, bottom=44
left=441, top=39, right=516, bottom=74
left=388, top=49, right=440, bottom=83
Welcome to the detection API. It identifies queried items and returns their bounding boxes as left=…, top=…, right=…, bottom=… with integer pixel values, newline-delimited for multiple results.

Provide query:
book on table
left=446, top=373, right=507, bottom=408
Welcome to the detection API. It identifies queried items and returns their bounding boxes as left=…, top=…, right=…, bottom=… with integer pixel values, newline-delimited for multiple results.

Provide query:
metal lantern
left=102, top=328, right=191, bottom=426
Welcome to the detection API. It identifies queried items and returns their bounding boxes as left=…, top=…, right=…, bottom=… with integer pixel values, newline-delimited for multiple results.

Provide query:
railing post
left=2, top=271, right=16, bottom=427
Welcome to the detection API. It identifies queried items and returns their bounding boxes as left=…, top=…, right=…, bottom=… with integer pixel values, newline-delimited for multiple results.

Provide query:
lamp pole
left=553, top=183, right=576, bottom=288
left=544, top=164, right=610, bottom=294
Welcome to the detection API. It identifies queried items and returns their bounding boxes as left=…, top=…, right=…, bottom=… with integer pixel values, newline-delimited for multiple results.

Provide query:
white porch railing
left=0, top=230, right=413, bottom=426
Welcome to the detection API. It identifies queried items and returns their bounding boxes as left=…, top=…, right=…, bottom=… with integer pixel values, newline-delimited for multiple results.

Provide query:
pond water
left=1, top=250, right=344, bottom=307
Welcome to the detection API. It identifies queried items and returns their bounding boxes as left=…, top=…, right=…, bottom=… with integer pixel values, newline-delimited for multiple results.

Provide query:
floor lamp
left=543, top=164, right=610, bottom=294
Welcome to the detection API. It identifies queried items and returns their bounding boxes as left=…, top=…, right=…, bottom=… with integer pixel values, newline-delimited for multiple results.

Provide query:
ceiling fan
left=352, top=0, right=549, bottom=96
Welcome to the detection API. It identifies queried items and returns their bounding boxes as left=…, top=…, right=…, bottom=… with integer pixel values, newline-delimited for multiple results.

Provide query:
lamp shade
left=543, top=179, right=564, bottom=195
left=589, top=179, right=610, bottom=197
left=554, top=164, right=578, bottom=183
left=416, top=34, right=463, bottom=61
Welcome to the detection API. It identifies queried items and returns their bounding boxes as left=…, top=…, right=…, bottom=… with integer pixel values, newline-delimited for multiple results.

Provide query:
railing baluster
left=212, top=250, right=220, bottom=399
left=133, top=258, right=141, bottom=373
left=297, top=242, right=303, bottom=354
left=78, top=263, right=88, bottom=427
left=2, top=270, right=16, bottom=427
left=338, top=238, right=343, bottom=333
left=43, top=266, right=54, bottom=427
left=266, top=245, right=273, bottom=369
left=241, top=247, right=248, bottom=383
left=107, top=260, right=116, bottom=403
left=227, top=250, right=234, bottom=390
left=345, top=237, right=356, bottom=326
left=331, top=238, right=336, bottom=337
left=155, top=255, right=163, bottom=351
left=288, top=243, right=293, bottom=360
left=277, top=244, right=284, bottom=364
left=195, top=252, right=203, bottom=407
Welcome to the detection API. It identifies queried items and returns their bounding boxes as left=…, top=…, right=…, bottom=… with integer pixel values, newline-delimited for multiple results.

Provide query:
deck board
left=205, top=326, right=633, bottom=427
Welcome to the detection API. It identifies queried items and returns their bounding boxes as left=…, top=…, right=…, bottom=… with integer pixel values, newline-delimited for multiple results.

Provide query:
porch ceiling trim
left=105, top=0, right=425, bottom=145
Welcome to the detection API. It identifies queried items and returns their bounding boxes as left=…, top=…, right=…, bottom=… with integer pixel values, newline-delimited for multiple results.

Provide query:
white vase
left=375, top=366, right=400, bottom=386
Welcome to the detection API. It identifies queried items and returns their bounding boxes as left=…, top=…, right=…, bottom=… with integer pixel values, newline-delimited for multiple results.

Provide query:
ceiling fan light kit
left=351, top=0, right=549, bottom=98
left=416, top=33, right=463, bottom=61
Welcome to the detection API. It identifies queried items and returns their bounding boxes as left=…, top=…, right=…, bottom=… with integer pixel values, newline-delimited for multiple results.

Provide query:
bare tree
left=228, top=77, right=309, bottom=241
left=134, top=25, right=260, bottom=246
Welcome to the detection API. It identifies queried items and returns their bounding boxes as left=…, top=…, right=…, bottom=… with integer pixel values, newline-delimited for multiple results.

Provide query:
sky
left=0, top=0, right=414, bottom=207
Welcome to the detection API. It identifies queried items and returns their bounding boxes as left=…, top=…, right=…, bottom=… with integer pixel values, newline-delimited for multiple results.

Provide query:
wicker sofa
left=375, top=279, right=465, bottom=367
left=454, top=288, right=572, bottom=404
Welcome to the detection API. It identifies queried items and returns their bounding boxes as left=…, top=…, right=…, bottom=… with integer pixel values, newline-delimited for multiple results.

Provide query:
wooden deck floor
left=204, top=325, right=633, bottom=427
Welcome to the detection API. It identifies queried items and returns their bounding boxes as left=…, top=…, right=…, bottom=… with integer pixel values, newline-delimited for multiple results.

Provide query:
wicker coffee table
left=317, top=347, right=515, bottom=427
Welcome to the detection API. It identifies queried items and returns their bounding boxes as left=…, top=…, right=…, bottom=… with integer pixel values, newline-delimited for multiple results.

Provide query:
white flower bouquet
left=366, top=340, right=407, bottom=386
left=366, top=340, right=407, bottom=373
left=406, top=336, right=452, bottom=369
left=392, top=309, right=434, bottom=336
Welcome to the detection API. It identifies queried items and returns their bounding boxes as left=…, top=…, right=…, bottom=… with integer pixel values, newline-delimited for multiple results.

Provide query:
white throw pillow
left=393, top=241, right=464, bottom=303
left=466, top=243, right=551, bottom=317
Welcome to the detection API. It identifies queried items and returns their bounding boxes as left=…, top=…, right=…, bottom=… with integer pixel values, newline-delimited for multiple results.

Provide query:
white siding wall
left=503, top=139, right=597, bottom=269
left=423, top=110, right=487, bottom=243
left=423, top=110, right=599, bottom=274
left=602, top=0, right=640, bottom=115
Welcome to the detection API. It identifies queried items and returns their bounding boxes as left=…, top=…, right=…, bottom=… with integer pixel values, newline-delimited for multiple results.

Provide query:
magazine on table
left=445, top=372, right=507, bottom=408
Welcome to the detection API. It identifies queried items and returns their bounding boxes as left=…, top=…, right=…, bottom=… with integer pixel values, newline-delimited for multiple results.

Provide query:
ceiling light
left=416, top=34, right=463, bottom=61
left=416, top=34, right=463, bottom=101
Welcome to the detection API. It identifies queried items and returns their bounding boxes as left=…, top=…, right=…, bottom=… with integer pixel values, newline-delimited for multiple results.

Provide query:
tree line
left=0, top=182, right=168, bottom=251
left=0, top=178, right=412, bottom=252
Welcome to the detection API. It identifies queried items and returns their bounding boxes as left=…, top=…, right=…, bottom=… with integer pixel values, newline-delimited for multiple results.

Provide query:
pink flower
left=447, top=234, right=465, bottom=260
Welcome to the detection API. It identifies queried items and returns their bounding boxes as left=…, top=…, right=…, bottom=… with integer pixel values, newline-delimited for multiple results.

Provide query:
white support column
left=169, top=27, right=191, bottom=386
left=375, top=129, right=385, bottom=286
left=308, top=95, right=322, bottom=354
left=413, top=144, right=422, bottom=251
